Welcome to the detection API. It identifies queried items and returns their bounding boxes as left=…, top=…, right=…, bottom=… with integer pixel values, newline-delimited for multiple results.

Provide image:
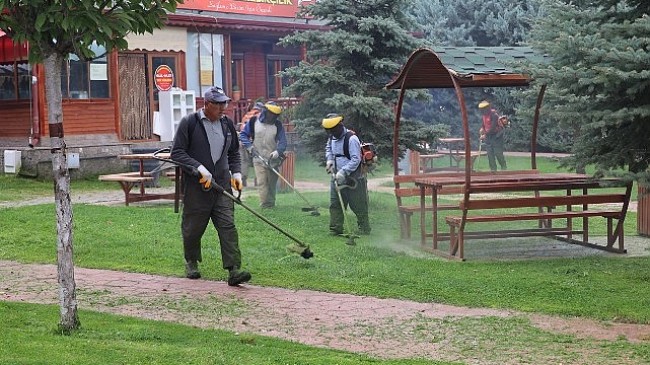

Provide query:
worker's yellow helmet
left=264, top=101, right=282, bottom=115
left=478, top=100, right=490, bottom=109
left=321, top=113, right=344, bottom=129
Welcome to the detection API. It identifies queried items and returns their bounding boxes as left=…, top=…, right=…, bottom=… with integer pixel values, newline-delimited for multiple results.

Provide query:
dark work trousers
left=485, top=136, right=507, bottom=172
left=181, top=191, right=241, bottom=270
left=329, top=177, right=370, bottom=234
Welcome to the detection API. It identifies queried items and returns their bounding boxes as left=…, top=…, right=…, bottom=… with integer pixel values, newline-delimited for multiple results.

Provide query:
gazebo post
left=392, top=82, right=408, bottom=176
left=451, top=76, right=471, bottom=231
left=531, top=84, right=547, bottom=170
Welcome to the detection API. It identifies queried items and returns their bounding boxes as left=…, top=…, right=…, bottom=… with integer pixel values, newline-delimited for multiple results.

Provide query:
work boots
left=185, top=261, right=201, bottom=279
left=228, top=267, right=252, bottom=286
left=358, top=218, right=371, bottom=235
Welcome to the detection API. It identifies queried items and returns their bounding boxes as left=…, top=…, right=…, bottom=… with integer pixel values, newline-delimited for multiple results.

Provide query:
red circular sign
left=154, top=65, right=174, bottom=91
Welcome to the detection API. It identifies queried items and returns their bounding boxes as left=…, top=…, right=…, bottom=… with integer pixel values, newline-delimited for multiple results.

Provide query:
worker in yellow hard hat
left=240, top=100, right=287, bottom=208
left=322, top=113, right=371, bottom=236
left=478, top=100, right=507, bottom=172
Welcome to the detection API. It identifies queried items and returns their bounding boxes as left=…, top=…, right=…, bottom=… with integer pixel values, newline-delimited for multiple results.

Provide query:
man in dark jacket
left=171, top=86, right=251, bottom=286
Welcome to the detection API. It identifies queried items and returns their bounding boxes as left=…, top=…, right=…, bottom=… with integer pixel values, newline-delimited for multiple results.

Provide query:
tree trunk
left=572, top=123, right=586, bottom=174
left=43, top=53, right=80, bottom=333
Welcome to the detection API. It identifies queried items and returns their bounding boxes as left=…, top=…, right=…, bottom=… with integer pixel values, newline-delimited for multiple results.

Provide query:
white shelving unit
left=157, top=88, right=196, bottom=142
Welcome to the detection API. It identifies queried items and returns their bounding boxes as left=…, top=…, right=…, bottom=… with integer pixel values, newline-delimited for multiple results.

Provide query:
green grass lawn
left=2, top=154, right=649, bottom=363
left=1, top=188, right=649, bottom=323
left=0, top=301, right=447, bottom=365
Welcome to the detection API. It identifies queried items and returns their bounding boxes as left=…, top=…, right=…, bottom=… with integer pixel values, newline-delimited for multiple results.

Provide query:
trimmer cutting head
left=301, top=207, right=321, bottom=216
left=286, top=243, right=315, bottom=259
left=339, top=233, right=359, bottom=246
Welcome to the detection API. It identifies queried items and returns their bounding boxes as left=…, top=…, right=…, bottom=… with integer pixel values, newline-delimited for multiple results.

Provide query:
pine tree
left=407, top=0, right=541, bottom=47
left=521, top=0, right=650, bottom=175
left=279, top=0, right=431, bottom=162
left=405, top=0, right=542, bottom=152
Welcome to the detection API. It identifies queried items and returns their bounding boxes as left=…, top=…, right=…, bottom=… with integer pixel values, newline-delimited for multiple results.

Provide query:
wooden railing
left=229, top=97, right=302, bottom=126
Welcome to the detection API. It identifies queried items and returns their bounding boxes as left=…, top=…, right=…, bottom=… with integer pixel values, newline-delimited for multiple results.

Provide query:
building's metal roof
left=167, top=10, right=326, bottom=34
left=386, top=47, right=548, bottom=89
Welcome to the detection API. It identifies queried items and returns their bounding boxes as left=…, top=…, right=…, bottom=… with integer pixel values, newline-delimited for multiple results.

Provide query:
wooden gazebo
left=385, top=46, right=548, bottom=177
left=384, top=48, right=631, bottom=260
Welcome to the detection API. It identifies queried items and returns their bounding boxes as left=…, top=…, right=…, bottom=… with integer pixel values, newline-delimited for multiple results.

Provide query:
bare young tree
left=0, top=0, right=181, bottom=333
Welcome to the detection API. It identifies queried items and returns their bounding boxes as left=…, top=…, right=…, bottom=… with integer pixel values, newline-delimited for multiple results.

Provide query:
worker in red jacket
left=478, top=100, right=508, bottom=172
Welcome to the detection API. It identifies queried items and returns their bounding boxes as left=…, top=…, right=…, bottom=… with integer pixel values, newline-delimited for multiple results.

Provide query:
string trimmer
left=153, top=148, right=314, bottom=259
left=475, top=136, right=484, bottom=171
left=251, top=149, right=320, bottom=216
left=332, top=173, right=359, bottom=246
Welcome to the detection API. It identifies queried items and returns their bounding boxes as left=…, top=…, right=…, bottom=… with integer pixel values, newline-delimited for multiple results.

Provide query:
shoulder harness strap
left=187, top=112, right=200, bottom=147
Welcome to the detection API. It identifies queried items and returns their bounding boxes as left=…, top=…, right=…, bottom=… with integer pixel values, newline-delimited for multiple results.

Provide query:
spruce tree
left=405, top=0, right=542, bottom=152
left=408, top=0, right=541, bottom=47
left=521, top=0, right=650, bottom=175
left=279, top=0, right=429, bottom=162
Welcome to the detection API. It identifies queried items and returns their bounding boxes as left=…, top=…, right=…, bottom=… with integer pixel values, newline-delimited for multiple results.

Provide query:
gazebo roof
left=385, top=47, right=547, bottom=89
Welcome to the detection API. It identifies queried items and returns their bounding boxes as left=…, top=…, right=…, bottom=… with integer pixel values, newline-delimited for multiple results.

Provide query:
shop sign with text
left=154, top=65, right=174, bottom=91
left=179, top=0, right=299, bottom=18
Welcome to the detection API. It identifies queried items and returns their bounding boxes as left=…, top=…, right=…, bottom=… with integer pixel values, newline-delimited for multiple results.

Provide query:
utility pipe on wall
left=28, top=72, right=40, bottom=147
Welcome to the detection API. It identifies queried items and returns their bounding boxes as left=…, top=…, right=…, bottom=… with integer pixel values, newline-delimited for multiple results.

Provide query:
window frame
left=231, top=52, right=244, bottom=97
left=60, top=47, right=110, bottom=101
left=266, top=54, right=300, bottom=99
left=0, top=60, right=31, bottom=102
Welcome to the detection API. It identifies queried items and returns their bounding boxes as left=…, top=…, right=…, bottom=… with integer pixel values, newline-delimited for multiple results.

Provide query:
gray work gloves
left=197, top=165, right=212, bottom=189
left=335, top=170, right=347, bottom=185
left=325, top=160, right=335, bottom=174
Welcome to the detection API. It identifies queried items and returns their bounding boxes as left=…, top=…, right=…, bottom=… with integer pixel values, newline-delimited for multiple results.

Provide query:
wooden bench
left=443, top=180, right=633, bottom=260
left=447, top=150, right=487, bottom=170
left=99, top=171, right=181, bottom=209
left=393, top=170, right=540, bottom=239
left=418, top=153, right=447, bottom=173
left=394, top=172, right=462, bottom=239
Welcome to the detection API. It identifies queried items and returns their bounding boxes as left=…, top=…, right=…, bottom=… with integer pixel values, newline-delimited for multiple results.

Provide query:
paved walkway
left=2, top=260, right=650, bottom=364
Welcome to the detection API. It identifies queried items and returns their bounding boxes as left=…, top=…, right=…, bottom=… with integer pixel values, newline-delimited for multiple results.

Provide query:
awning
left=0, top=30, right=29, bottom=63
left=387, top=47, right=550, bottom=175
left=124, top=26, right=187, bottom=52
left=385, top=47, right=548, bottom=89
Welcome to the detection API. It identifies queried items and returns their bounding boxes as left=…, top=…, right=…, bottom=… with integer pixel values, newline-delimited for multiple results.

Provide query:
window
left=61, top=43, right=109, bottom=99
left=231, top=53, right=244, bottom=95
left=186, top=32, right=225, bottom=97
left=266, top=55, right=299, bottom=99
left=0, top=61, right=30, bottom=100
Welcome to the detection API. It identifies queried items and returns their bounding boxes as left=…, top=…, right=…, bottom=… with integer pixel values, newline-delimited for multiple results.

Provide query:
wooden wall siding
left=232, top=41, right=267, bottom=100
left=243, top=46, right=268, bottom=100
left=41, top=101, right=117, bottom=135
left=0, top=102, right=32, bottom=137
left=639, top=185, right=650, bottom=236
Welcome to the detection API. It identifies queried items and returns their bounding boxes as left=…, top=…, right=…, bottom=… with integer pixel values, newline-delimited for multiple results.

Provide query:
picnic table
left=99, top=152, right=182, bottom=212
left=414, top=171, right=632, bottom=260
left=438, top=137, right=486, bottom=170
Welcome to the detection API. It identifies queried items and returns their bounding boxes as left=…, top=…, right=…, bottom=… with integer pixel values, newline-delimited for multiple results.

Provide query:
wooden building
left=0, top=2, right=320, bottom=174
